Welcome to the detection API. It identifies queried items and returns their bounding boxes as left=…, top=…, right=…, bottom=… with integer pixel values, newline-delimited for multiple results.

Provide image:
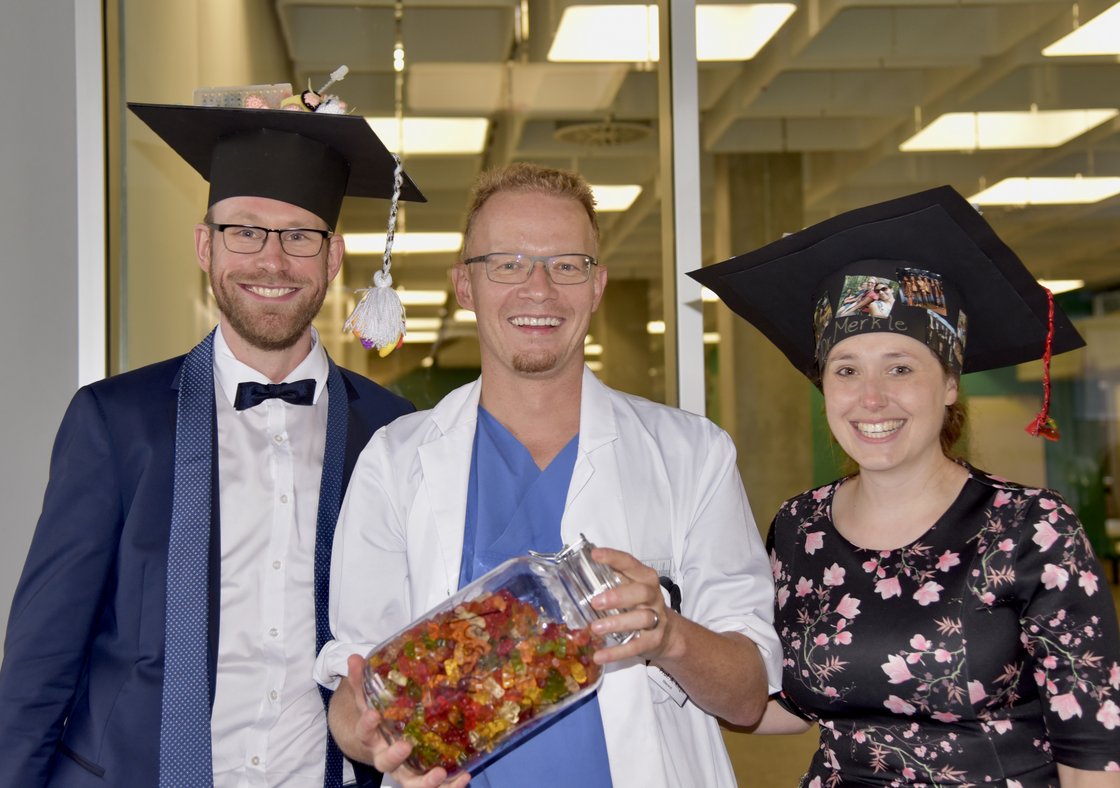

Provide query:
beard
left=209, top=268, right=327, bottom=352
left=512, top=350, right=560, bottom=374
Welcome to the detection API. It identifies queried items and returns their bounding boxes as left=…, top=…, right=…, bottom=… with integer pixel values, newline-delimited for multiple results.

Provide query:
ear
left=943, top=374, right=959, bottom=407
left=590, top=262, right=608, bottom=313
left=194, top=223, right=213, bottom=273
left=325, top=233, right=344, bottom=283
left=451, top=263, right=475, bottom=311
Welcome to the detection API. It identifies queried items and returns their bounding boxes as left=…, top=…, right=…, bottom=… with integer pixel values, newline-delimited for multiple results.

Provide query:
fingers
left=345, top=653, right=368, bottom=701
left=346, top=655, right=469, bottom=786
left=586, top=546, right=670, bottom=662
left=589, top=547, right=658, bottom=609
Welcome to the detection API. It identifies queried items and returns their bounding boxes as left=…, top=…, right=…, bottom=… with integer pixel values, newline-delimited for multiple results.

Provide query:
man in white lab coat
left=316, top=162, right=781, bottom=788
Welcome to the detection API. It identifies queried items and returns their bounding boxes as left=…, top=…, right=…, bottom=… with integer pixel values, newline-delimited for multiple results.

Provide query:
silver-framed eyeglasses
left=464, top=252, right=598, bottom=284
left=208, top=223, right=333, bottom=257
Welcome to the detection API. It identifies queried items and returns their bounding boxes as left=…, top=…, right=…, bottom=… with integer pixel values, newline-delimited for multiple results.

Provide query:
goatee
left=512, top=351, right=559, bottom=374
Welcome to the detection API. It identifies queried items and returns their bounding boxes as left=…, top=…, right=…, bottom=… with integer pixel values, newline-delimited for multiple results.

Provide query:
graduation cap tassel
left=344, top=154, right=406, bottom=357
left=1025, top=287, right=1060, bottom=441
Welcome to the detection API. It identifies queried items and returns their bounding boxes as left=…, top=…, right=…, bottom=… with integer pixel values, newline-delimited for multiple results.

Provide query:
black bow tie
left=233, top=379, right=316, bottom=411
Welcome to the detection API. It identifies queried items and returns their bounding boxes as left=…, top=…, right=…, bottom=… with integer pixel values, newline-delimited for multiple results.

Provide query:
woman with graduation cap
left=692, top=187, right=1120, bottom=786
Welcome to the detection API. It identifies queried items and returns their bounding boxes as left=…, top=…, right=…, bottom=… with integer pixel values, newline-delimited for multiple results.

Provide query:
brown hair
left=462, top=162, right=600, bottom=254
left=941, top=396, right=968, bottom=458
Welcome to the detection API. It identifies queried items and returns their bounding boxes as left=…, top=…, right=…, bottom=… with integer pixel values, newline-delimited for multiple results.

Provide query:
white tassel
left=344, top=154, right=408, bottom=356
left=344, top=270, right=406, bottom=357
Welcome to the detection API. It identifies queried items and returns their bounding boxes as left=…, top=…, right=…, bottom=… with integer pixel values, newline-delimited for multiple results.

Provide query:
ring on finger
left=648, top=609, right=660, bottom=630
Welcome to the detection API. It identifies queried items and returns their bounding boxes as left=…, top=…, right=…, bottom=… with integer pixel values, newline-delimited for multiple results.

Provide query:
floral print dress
left=768, top=466, right=1120, bottom=786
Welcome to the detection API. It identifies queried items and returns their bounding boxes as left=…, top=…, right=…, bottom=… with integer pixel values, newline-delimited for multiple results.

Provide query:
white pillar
left=657, top=0, right=706, bottom=415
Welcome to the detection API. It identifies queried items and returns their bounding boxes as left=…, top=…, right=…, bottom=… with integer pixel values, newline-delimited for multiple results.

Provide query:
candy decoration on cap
left=344, top=154, right=407, bottom=356
left=280, top=64, right=350, bottom=114
left=1025, top=287, right=1061, bottom=441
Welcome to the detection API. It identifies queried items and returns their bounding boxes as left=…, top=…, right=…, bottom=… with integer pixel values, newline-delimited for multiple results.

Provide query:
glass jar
left=362, top=534, right=635, bottom=776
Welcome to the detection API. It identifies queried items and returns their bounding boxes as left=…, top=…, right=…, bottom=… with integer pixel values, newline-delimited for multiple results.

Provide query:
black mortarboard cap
left=688, top=185, right=1084, bottom=383
left=128, top=103, right=425, bottom=229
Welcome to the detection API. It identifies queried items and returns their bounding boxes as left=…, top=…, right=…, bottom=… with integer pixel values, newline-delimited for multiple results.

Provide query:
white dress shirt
left=210, top=326, right=342, bottom=787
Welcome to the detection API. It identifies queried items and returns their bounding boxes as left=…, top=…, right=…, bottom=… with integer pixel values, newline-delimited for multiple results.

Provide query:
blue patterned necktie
left=316, top=360, right=348, bottom=788
left=159, top=330, right=217, bottom=788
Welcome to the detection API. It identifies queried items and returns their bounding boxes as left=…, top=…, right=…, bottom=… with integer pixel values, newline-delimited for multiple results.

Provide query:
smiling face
left=822, top=332, right=958, bottom=475
left=452, top=189, right=605, bottom=382
left=195, top=195, right=342, bottom=352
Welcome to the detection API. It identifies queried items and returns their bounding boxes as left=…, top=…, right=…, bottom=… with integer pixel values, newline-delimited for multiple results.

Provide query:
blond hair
left=462, top=163, right=600, bottom=253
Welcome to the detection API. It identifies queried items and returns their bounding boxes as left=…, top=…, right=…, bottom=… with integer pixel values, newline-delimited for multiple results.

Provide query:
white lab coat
left=316, top=367, right=781, bottom=788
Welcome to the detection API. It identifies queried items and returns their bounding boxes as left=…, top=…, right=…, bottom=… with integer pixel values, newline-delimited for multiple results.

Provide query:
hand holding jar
left=587, top=546, right=672, bottom=665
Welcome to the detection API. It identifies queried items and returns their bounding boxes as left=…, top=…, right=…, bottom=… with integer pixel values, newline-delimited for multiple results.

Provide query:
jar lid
left=531, top=534, right=637, bottom=645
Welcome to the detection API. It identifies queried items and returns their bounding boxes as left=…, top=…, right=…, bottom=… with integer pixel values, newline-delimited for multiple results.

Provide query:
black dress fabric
left=768, top=466, right=1120, bottom=786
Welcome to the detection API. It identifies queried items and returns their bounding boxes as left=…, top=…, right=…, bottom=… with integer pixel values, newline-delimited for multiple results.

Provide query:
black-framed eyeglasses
left=463, top=252, right=598, bottom=284
left=207, top=223, right=332, bottom=257
left=874, top=286, right=891, bottom=293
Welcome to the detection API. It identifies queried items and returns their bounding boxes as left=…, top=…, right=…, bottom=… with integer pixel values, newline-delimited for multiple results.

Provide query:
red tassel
left=1025, top=288, right=1060, bottom=441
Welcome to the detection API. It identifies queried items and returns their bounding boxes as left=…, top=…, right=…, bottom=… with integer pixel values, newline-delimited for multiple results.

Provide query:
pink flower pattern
left=768, top=467, right=1120, bottom=785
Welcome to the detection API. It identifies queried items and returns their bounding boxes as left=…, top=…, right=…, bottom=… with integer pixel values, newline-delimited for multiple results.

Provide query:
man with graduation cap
left=691, top=187, right=1120, bottom=783
left=0, top=94, right=422, bottom=787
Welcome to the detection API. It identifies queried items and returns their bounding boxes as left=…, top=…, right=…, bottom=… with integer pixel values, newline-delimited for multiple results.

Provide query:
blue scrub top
left=458, top=407, right=613, bottom=788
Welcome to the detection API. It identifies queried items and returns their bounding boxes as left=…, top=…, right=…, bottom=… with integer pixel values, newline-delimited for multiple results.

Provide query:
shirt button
left=269, top=627, right=279, bottom=638
left=251, top=755, right=261, bottom=766
left=273, top=434, right=284, bottom=444
left=280, top=494, right=289, bottom=504
left=273, top=560, right=282, bottom=570
left=270, top=689, right=279, bottom=701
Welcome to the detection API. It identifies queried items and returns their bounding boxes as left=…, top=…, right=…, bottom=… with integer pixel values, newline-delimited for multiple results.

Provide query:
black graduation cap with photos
left=128, top=103, right=425, bottom=229
left=688, top=186, right=1084, bottom=382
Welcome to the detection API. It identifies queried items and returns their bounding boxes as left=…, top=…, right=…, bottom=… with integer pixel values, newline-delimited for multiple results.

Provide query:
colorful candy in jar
left=365, top=588, right=604, bottom=774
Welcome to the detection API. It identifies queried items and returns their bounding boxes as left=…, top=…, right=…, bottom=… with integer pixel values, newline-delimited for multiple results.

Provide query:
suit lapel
left=170, top=353, right=223, bottom=708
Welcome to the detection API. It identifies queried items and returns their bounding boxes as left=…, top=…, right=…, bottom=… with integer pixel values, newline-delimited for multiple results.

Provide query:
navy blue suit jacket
left=0, top=353, right=413, bottom=786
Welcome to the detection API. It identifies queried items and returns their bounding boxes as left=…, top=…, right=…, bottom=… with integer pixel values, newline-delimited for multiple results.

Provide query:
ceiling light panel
left=395, top=290, right=449, bottom=307
left=405, top=317, right=443, bottom=331
left=344, top=232, right=463, bottom=255
left=591, top=185, right=642, bottom=211
left=1043, top=3, right=1120, bottom=56
left=969, top=177, right=1120, bottom=205
left=365, top=118, right=489, bottom=155
left=900, top=110, right=1118, bottom=151
left=402, top=331, right=439, bottom=344
left=1037, top=279, right=1085, bottom=294
left=548, top=4, right=795, bottom=63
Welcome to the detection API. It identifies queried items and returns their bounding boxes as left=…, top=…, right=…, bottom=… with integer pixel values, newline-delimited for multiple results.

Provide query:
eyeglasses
left=208, top=223, right=332, bottom=257
left=874, top=286, right=891, bottom=293
left=463, top=252, right=598, bottom=284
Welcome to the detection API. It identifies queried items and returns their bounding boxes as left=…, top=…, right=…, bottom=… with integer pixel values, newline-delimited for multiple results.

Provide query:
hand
left=586, top=547, right=673, bottom=665
left=337, top=654, right=472, bottom=787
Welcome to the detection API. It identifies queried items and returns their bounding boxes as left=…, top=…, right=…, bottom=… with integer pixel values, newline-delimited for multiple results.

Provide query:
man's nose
left=257, top=231, right=290, bottom=268
left=520, top=260, right=558, bottom=294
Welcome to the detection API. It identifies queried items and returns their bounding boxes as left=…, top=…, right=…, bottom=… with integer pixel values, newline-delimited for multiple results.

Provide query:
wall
left=0, top=4, right=84, bottom=650
left=0, top=0, right=292, bottom=652
left=120, top=0, right=289, bottom=370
